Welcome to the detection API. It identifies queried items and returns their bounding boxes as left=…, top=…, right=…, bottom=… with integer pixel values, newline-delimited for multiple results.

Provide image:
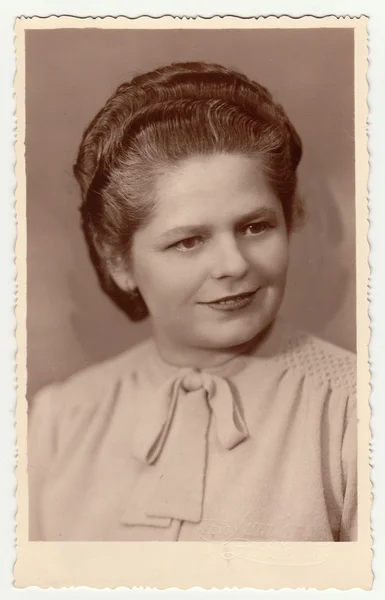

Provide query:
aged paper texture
left=14, top=15, right=372, bottom=589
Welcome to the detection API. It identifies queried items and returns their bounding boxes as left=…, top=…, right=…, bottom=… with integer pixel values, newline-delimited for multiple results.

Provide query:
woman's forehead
left=156, top=152, right=265, bottom=193
left=150, top=152, right=280, bottom=228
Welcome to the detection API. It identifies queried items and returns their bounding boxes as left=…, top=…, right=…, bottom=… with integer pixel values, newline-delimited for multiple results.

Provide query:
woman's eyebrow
left=235, top=207, right=278, bottom=226
left=157, top=224, right=211, bottom=242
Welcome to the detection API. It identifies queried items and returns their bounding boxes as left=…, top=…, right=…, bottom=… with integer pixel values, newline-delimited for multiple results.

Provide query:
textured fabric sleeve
left=28, top=385, right=59, bottom=541
left=339, top=398, right=358, bottom=541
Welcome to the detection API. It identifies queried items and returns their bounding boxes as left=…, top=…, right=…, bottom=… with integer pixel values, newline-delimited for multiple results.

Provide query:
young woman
left=28, top=61, right=357, bottom=542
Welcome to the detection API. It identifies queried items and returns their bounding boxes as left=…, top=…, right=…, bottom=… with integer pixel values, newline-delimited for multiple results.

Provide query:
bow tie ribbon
left=121, top=369, right=248, bottom=527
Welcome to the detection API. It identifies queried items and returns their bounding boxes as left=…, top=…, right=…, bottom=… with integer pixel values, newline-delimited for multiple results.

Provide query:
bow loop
left=207, top=374, right=248, bottom=449
left=130, top=375, right=184, bottom=464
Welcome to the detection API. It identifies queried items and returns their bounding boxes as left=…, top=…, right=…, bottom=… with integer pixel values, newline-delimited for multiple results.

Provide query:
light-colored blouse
left=28, top=318, right=357, bottom=542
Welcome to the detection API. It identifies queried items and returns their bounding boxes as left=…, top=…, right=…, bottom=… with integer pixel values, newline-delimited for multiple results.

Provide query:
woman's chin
left=199, top=310, right=276, bottom=351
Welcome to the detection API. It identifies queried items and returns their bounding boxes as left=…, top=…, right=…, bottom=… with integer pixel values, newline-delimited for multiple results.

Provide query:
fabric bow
left=121, top=370, right=248, bottom=527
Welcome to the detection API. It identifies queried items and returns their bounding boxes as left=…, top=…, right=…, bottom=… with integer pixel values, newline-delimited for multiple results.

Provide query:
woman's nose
left=210, top=237, right=249, bottom=279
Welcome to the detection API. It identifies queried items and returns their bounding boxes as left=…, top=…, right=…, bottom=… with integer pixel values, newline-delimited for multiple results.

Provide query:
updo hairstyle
left=73, top=61, right=303, bottom=321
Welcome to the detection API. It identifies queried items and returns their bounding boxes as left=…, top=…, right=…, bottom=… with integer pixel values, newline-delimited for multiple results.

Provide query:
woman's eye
left=242, top=221, right=271, bottom=236
left=171, top=236, right=203, bottom=251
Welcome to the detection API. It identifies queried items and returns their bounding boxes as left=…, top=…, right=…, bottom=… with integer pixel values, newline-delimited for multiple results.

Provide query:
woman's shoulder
left=276, top=320, right=356, bottom=396
left=30, top=337, right=154, bottom=414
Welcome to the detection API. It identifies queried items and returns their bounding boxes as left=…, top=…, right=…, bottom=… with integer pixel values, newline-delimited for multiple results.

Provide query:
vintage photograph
left=15, top=15, right=371, bottom=589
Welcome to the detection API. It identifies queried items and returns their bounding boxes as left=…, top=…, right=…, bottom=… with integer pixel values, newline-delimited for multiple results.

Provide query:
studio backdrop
left=25, top=27, right=356, bottom=398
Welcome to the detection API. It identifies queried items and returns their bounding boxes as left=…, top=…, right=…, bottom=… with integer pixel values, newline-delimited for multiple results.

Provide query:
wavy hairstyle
left=73, top=61, right=304, bottom=321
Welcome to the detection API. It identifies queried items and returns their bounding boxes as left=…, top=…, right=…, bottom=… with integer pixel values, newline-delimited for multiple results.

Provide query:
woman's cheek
left=268, top=233, right=289, bottom=271
left=271, top=246, right=289, bottom=280
left=170, top=260, right=208, bottom=303
left=149, top=255, right=203, bottom=303
left=249, top=237, right=289, bottom=282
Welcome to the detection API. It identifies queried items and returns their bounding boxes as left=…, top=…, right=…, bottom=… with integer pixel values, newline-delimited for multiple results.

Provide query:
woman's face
left=114, top=153, right=289, bottom=358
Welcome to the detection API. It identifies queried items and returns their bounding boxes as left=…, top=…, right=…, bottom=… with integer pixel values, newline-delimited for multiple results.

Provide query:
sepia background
left=25, top=27, right=356, bottom=398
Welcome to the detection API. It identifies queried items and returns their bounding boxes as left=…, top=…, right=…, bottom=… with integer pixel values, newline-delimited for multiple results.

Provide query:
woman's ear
left=107, top=257, right=136, bottom=292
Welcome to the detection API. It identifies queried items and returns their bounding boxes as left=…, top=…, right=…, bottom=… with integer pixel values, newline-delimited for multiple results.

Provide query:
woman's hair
left=73, top=61, right=304, bottom=321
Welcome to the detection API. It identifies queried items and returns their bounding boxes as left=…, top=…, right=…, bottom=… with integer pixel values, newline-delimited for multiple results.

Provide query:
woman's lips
left=199, top=290, right=258, bottom=311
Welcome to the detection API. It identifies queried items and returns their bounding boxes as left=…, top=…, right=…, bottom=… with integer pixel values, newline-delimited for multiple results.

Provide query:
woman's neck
left=152, top=321, right=276, bottom=371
